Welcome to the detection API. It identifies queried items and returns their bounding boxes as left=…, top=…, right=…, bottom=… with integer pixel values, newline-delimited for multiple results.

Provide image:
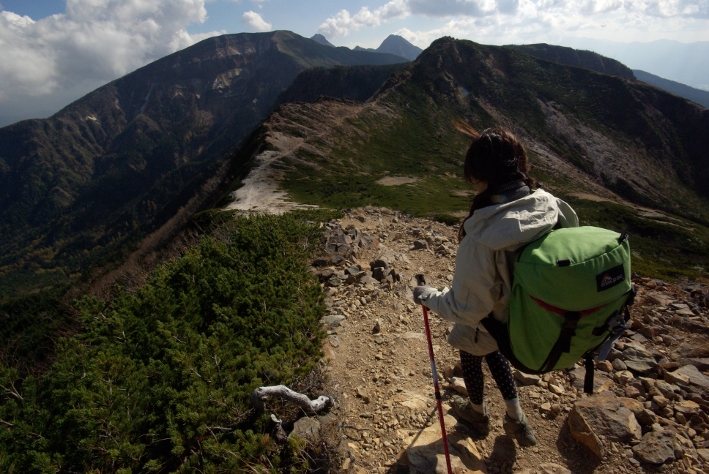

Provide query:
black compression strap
left=584, top=355, right=595, bottom=394
left=539, top=312, right=580, bottom=372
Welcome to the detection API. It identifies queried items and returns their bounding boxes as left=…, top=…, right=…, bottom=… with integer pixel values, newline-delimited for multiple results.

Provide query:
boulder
left=632, top=430, right=677, bottom=465
left=568, top=394, right=642, bottom=458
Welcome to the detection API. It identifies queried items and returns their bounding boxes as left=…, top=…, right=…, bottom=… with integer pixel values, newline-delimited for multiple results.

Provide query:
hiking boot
left=451, top=396, right=490, bottom=438
left=503, top=413, right=537, bottom=447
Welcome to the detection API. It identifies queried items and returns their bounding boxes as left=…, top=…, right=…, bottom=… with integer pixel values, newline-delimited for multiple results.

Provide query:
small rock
left=515, top=463, right=571, bottom=474
left=449, top=377, right=468, bottom=396
left=612, top=359, right=628, bottom=371
left=674, top=400, right=701, bottom=417
left=413, top=239, right=429, bottom=250
left=514, top=370, right=541, bottom=386
left=289, top=417, right=321, bottom=444
left=669, top=364, right=709, bottom=391
left=549, top=383, right=565, bottom=395
left=616, top=370, right=635, bottom=385
left=596, top=360, right=613, bottom=372
left=621, top=344, right=658, bottom=375
left=356, top=387, right=371, bottom=403
left=652, top=395, right=670, bottom=408
left=320, top=315, right=346, bottom=327
left=625, top=386, right=641, bottom=398
left=638, top=326, right=656, bottom=340
left=569, top=366, right=614, bottom=392
left=328, top=335, right=340, bottom=348
left=372, top=319, right=382, bottom=334
left=372, top=267, right=390, bottom=281
left=646, top=293, right=672, bottom=306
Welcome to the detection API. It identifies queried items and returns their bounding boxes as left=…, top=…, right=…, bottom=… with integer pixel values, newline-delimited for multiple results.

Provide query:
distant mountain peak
left=351, top=35, right=422, bottom=61
left=377, top=35, right=422, bottom=61
left=311, top=34, right=335, bottom=48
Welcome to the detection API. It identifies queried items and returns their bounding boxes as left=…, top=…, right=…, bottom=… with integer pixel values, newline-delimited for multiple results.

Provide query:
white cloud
left=0, top=0, right=223, bottom=122
left=319, top=0, right=709, bottom=43
left=318, top=0, right=410, bottom=38
left=241, top=10, right=271, bottom=31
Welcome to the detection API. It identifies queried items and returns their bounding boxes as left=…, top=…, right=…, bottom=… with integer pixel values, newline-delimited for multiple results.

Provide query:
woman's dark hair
left=454, top=123, right=536, bottom=242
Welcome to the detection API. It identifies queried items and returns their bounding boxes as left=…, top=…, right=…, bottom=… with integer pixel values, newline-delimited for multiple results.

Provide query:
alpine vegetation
left=0, top=211, right=331, bottom=473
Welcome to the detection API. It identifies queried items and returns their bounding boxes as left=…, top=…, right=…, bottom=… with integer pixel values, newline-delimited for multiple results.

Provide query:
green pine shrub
left=0, top=211, right=332, bottom=473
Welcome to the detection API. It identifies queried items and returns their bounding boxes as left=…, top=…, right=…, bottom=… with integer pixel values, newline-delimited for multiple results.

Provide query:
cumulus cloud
left=0, top=0, right=223, bottom=123
left=241, top=11, right=271, bottom=31
left=318, top=0, right=410, bottom=38
left=319, top=0, right=709, bottom=42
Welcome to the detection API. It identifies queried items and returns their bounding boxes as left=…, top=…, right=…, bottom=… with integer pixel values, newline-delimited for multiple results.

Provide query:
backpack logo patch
left=596, top=265, right=625, bottom=292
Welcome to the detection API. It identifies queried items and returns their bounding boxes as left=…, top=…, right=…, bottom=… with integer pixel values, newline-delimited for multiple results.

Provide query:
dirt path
left=314, top=208, right=709, bottom=474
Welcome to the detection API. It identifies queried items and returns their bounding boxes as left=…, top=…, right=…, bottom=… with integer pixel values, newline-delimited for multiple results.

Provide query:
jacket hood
left=463, top=189, right=578, bottom=251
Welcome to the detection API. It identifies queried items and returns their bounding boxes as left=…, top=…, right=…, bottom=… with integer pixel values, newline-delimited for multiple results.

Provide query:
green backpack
left=482, top=226, right=636, bottom=393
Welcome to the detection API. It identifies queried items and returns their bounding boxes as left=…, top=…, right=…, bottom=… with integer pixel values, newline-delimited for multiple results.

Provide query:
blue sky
left=1, top=0, right=708, bottom=125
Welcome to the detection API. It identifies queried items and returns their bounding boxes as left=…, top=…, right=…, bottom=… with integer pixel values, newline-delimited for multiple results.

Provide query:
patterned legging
left=460, top=350, right=518, bottom=404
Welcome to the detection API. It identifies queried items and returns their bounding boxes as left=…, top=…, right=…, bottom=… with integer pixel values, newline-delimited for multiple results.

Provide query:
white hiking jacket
left=422, top=189, right=579, bottom=355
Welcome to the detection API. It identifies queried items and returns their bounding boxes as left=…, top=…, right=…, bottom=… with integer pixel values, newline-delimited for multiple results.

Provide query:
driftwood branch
left=250, top=385, right=334, bottom=414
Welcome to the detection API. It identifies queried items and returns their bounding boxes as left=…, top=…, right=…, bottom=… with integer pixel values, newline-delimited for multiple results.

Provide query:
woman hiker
left=413, top=124, right=579, bottom=447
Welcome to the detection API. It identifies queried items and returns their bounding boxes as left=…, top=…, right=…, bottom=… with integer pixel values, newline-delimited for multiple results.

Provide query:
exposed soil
left=376, top=177, right=420, bottom=186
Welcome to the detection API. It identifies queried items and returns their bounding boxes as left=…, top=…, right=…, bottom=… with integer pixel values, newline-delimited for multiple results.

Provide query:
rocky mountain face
left=634, top=70, right=709, bottom=109
left=0, top=31, right=408, bottom=299
left=511, top=43, right=635, bottom=79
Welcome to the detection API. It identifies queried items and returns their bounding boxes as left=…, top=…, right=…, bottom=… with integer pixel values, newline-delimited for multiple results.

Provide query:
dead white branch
left=250, top=385, right=334, bottom=414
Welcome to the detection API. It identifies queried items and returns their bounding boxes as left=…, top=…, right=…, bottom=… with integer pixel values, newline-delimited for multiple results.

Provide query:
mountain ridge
left=634, top=69, right=709, bottom=109
left=0, top=30, right=409, bottom=299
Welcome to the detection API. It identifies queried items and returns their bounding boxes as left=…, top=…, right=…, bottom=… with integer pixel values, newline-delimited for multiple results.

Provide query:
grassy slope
left=273, top=39, right=709, bottom=282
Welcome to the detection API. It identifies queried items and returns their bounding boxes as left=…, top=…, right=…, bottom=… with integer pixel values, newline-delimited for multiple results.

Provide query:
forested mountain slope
left=0, top=31, right=408, bottom=299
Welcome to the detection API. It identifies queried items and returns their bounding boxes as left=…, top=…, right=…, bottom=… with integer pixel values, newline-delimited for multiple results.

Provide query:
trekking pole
left=416, top=274, right=453, bottom=474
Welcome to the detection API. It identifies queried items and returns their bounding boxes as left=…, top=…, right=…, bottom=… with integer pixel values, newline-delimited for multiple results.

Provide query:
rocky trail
left=290, top=207, right=709, bottom=474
